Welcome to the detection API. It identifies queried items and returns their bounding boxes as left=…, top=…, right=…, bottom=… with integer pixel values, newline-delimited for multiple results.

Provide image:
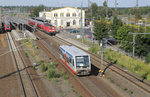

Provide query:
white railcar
left=60, top=45, right=91, bottom=75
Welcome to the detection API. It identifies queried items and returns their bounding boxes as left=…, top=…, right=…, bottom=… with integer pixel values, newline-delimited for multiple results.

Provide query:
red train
left=28, top=18, right=56, bottom=35
left=4, top=18, right=11, bottom=32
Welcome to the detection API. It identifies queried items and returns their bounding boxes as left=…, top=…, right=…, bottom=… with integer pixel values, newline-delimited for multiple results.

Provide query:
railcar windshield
left=76, top=56, right=89, bottom=67
left=6, top=24, right=10, bottom=28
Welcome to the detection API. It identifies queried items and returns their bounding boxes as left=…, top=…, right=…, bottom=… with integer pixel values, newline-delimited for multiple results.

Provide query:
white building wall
left=39, top=7, right=85, bottom=28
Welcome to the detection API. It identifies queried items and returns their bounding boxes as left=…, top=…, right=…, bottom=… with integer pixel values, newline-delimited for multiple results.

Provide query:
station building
left=39, top=7, right=85, bottom=28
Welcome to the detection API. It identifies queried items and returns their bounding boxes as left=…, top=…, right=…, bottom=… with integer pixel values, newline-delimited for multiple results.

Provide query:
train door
left=66, top=52, right=74, bottom=70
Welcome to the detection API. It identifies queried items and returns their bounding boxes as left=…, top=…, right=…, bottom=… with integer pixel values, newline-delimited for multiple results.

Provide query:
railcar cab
left=59, top=45, right=91, bottom=75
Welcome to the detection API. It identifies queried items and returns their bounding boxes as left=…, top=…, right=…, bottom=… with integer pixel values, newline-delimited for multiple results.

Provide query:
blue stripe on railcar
left=66, top=52, right=73, bottom=58
left=60, top=47, right=65, bottom=52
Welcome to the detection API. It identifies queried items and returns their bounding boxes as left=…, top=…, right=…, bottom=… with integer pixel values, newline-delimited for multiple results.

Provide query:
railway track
left=52, top=34, right=150, bottom=94
left=54, top=35, right=150, bottom=92
left=7, top=32, right=38, bottom=97
left=35, top=30, right=122, bottom=97
left=9, top=17, right=150, bottom=96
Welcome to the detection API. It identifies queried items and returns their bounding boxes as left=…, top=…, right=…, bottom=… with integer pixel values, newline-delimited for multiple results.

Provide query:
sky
left=0, top=0, right=150, bottom=8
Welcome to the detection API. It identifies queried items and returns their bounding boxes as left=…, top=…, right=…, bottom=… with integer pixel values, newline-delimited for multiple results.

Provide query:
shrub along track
left=35, top=31, right=122, bottom=97
left=52, top=34, right=150, bottom=94
left=7, top=32, right=38, bottom=97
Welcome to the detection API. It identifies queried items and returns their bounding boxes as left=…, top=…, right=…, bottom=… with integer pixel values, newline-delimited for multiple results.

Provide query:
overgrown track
left=35, top=32, right=96, bottom=97
left=35, top=30, right=121, bottom=97
left=7, top=32, right=38, bottom=97
left=53, top=35, right=150, bottom=94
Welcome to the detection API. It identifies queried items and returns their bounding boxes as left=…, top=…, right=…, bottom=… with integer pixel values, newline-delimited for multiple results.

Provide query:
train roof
left=4, top=18, right=10, bottom=24
left=36, top=17, right=48, bottom=22
left=60, top=45, right=89, bottom=57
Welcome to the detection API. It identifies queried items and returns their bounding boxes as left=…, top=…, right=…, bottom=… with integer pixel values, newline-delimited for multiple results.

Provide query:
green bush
left=88, top=45, right=100, bottom=54
left=47, top=68, right=58, bottom=79
left=61, top=70, right=69, bottom=80
left=25, top=53, right=29, bottom=58
left=134, top=64, right=141, bottom=71
left=48, top=62, right=58, bottom=69
left=89, top=46, right=150, bottom=81
left=107, top=55, right=113, bottom=61
left=145, top=53, right=150, bottom=63
left=41, top=63, right=47, bottom=72
left=32, top=66, right=37, bottom=70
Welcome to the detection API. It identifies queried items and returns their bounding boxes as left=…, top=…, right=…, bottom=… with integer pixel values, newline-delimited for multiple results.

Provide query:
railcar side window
left=60, top=48, right=65, bottom=60
left=71, top=59, right=74, bottom=66
left=66, top=55, right=71, bottom=64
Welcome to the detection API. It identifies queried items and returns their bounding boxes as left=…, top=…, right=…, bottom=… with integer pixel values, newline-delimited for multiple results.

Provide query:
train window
left=76, top=56, right=89, bottom=67
left=60, top=48, right=65, bottom=60
left=66, top=56, right=71, bottom=64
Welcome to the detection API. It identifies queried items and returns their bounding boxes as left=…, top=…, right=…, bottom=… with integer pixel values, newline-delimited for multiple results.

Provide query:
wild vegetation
left=88, top=45, right=150, bottom=81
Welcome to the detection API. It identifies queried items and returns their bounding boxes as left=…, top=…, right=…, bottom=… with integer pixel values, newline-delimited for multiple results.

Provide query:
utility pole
left=0, top=7, right=2, bottom=29
left=88, top=0, right=91, bottom=19
left=80, top=2, right=84, bottom=42
left=105, top=0, right=108, bottom=19
left=129, top=32, right=150, bottom=57
left=115, top=0, right=117, bottom=16
left=136, top=0, right=138, bottom=24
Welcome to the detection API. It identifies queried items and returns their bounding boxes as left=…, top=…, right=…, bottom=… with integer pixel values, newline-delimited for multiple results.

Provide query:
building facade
left=39, top=7, right=85, bottom=28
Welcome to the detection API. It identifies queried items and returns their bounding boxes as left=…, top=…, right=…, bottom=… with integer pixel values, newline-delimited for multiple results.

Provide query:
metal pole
left=0, top=7, right=1, bottom=28
left=81, top=2, right=84, bottom=42
left=115, top=0, right=117, bottom=16
left=91, top=17, right=94, bottom=43
left=129, top=32, right=150, bottom=57
left=100, top=39, right=104, bottom=77
left=133, top=34, right=136, bottom=57
left=106, top=0, right=108, bottom=18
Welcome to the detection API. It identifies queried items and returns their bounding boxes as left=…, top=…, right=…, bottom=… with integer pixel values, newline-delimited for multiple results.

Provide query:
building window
left=49, top=20, right=51, bottom=24
left=73, top=20, right=76, bottom=25
left=72, top=13, right=76, bottom=17
left=55, top=20, right=57, bottom=26
left=79, top=20, right=81, bottom=25
left=78, top=13, right=81, bottom=17
left=61, top=20, right=63, bottom=25
left=66, top=12, right=70, bottom=17
left=60, top=13, right=64, bottom=17
left=54, top=13, right=58, bottom=17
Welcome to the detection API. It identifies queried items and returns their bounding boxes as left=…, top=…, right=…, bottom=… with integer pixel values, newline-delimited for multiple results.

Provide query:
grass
left=72, top=89, right=77, bottom=93
left=41, top=63, right=47, bottom=72
left=25, top=53, right=29, bottom=58
left=46, top=62, right=59, bottom=79
left=88, top=45, right=150, bottom=81
left=32, top=65, right=37, bottom=70
left=61, top=70, right=69, bottom=80
left=47, top=68, right=58, bottom=79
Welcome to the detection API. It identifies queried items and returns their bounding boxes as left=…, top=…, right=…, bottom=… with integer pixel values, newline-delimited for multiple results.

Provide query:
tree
left=145, top=53, right=150, bottom=63
left=110, top=16, right=123, bottom=38
left=30, top=5, right=44, bottom=17
left=91, top=3, right=98, bottom=19
left=94, top=20, right=109, bottom=44
left=117, top=25, right=133, bottom=52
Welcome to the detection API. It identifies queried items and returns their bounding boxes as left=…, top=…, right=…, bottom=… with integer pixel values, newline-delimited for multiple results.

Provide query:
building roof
left=60, top=45, right=89, bottom=57
left=41, top=7, right=84, bottom=13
